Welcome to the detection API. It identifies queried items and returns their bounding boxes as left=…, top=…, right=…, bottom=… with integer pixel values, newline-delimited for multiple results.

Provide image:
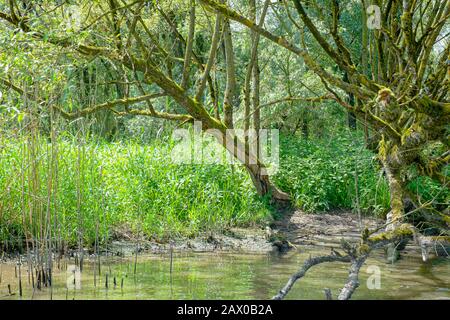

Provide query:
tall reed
left=1, top=132, right=270, bottom=251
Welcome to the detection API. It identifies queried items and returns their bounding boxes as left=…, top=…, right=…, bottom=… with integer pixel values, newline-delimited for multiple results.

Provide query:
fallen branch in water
left=337, top=255, right=368, bottom=300
left=273, top=224, right=415, bottom=300
left=272, top=251, right=351, bottom=300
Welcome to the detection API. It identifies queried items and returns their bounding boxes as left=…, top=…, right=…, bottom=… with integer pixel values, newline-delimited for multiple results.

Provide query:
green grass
left=1, top=130, right=446, bottom=250
left=274, top=133, right=391, bottom=215
left=273, top=133, right=448, bottom=218
left=0, top=134, right=270, bottom=247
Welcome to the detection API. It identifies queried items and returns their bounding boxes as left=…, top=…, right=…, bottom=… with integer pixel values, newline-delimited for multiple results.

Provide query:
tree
left=191, top=0, right=449, bottom=298
left=0, top=0, right=290, bottom=203
left=1, top=0, right=448, bottom=300
left=198, top=0, right=449, bottom=230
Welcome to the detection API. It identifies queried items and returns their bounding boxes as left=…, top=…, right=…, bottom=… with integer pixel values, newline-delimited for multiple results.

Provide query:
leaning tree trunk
left=245, top=163, right=290, bottom=203
left=209, top=128, right=290, bottom=204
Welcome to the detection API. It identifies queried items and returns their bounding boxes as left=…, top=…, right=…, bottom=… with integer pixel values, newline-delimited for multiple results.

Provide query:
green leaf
left=17, top=112, right=25, bottom=123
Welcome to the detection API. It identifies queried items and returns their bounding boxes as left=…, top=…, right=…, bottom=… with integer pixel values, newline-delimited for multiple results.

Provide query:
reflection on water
left=0, top=246, right=448, bottom=300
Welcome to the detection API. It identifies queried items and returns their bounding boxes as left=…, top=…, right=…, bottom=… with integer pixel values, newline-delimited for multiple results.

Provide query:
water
left=0, top=246, right=448, bottom=300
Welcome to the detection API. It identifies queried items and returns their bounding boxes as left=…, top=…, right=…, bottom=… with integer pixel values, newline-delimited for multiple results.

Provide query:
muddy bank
left=271, top=210, right=449, bottom=261
left=0, top=211, right=381, bottom=261
left=0, top=226, right=275, bottom=263
left=273, top=210, right=384, bottom=247
left=80, top=211, right=386, bottom=258
left=3, top=211, right=443, bottom=262
left=107, top=227, right=275, bottom=256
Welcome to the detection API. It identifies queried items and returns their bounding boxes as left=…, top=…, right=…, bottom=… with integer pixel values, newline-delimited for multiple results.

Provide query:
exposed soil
left=105, top=210, right=385, bottom=256
left=4, top=210, right=447, bottom=263
left=272, top=209, right=384, bottom=248
left=107, top=226, right=275, bottom=256
left=0, top=211, right=386, bottom=261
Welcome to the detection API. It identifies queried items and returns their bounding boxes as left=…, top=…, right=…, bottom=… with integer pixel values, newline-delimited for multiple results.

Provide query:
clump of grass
left=0, top=134, right=270, bottom=248
left=274, top=133, right=391, bottom=216
left=2, top=128, right=444, bottom=252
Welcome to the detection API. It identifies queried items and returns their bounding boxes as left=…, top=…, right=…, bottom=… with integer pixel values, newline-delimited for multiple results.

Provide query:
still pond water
left=0, top=246, right=448, bottom=300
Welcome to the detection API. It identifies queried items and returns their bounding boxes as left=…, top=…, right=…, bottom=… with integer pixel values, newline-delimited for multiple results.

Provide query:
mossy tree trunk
left=197, top=0, right=449, bottom=224
left=383, top=162, right=405, bottom=231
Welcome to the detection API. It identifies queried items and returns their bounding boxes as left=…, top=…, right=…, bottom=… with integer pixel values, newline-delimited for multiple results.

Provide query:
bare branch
left=195, top=11, right=222, bottom=101
left=181, top=0, right=196, bottom=89
left=272, top=253, right=351, bottom=300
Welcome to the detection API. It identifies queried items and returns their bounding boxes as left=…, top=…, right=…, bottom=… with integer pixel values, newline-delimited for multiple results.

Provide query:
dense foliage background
left=0, top=0, right=448, bottom=251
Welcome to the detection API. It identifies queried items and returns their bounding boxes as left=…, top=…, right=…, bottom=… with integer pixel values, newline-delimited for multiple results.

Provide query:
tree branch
left=195, top=10, right=222, bottom=101
left=272, top=253, right=351, bottom=300
left=198, top=0, right=374, bottom=100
